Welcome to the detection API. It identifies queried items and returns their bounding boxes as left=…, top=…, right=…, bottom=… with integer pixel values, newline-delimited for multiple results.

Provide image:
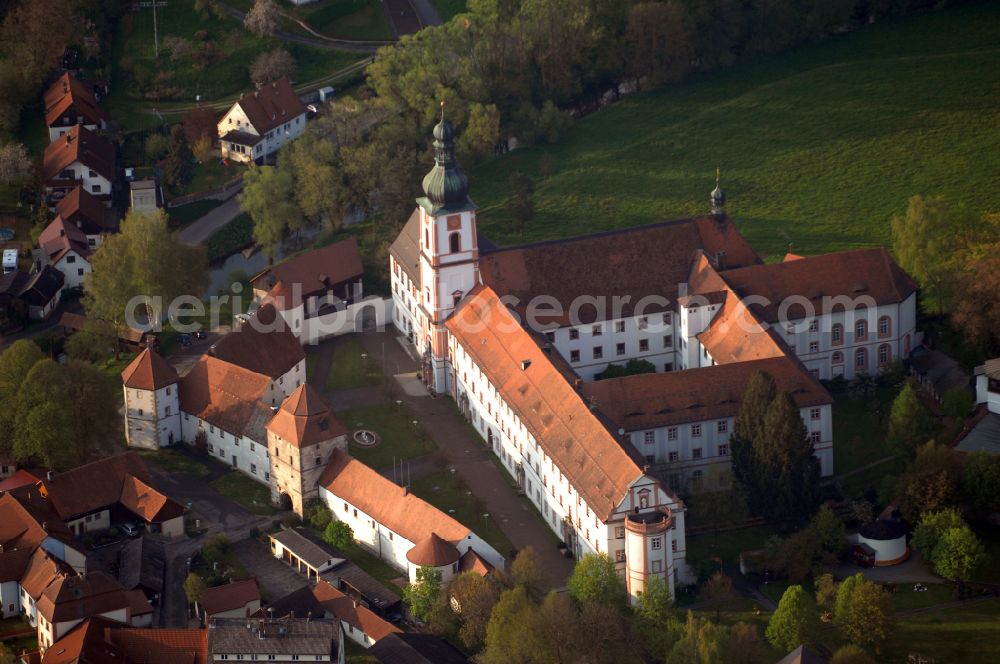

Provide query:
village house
left=37, top=216, right=92, bottom=290
left=368, top=633, right=471, bottom=664
left=208, top=617, right=345, bottom=664
left=43, top=73, right=108, bottom=143
left=217, top=77, right=307, bottom=164
left=53, top=186, right=118, bottom=248
left=317, top=449, right=504, bottom=582
left=42, top=125, right=116, bottom=206
left=251, top=239, right=389, bottom=344
left=976, top=358, right=1000, bottom=415
left=0, top=265, right=64, bottom=321
left=33, top=617, right=208, bottom=664
left=198, top=579, right=261, bottom=622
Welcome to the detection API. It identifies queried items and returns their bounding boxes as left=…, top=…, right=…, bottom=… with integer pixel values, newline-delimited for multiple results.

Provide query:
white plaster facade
left=217, top=102, right=306, bottom=163
left=123, top=383, right=181, bottom=450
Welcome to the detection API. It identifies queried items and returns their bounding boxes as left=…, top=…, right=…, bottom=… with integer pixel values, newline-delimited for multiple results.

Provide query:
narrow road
left=217, top=1, right=387, bottom=52
left=178, top=197, right=242, bottom=246
left=408, top=0, right=443, bottom=28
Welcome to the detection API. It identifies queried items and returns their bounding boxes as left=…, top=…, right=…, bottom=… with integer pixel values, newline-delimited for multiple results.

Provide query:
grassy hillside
left=468, top=1, right=1000, bottom=260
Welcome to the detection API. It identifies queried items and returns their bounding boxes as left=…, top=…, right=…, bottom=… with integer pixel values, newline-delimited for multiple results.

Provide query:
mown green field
left=469, top=1, right=1000, bottom=260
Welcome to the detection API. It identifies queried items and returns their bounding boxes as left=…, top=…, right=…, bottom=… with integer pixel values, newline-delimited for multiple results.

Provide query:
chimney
left=715, top=251, right=726, bottom=270
left=402, top=486, right=409, bottom=496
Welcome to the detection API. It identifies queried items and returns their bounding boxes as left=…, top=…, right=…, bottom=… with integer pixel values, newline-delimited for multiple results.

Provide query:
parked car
left=121, top=522, right=142, bottom=537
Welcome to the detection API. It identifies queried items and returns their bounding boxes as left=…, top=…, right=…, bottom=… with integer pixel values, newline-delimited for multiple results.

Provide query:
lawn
left=345, top=640, right=379, bottom=664
left=172, top=159, right=242, bottom=201
left=686, top=524, right=779, bottom=570
left=410, top=469, right=514, bottom=557
left=294, top=0, right=392, bottom=41
left=881, top=598, right=1000, bottom=663
left=468, top=1, right=1000, bottom=260
left=338, top=404, right=436, bottom=469
left=167, top=197, right=225, bottom=229
left=137, top=448, right=212, bottom=479
left=324, top=338, right=383, bottom=391
left=107, top=0, right=360, bottom=110
left=211, top=471, right=279, bottom=515
left=831, top=385, right=897, bottom=475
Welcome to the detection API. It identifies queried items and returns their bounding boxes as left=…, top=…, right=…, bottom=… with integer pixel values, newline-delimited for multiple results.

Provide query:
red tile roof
left=121, top=348, right=178, bottom=390
left=178, top=355, right=276, bottom=441
left=54, top=187, right=116, bottom=235
left=43, top=73, right=107, bottom=129
left=253, top=238, right=363, bottom=306
left=118, top=475, right=185, bottom=523
left=446, top=286, right=661, bottom=520
left=583, top=356, right=831, bottom=430
left=476, top=216, right=761, bottom=324
left=209, top=303, right=305, bottom=380
left=40, top=617, right=127, bottom=664
left=456, top=549, right=493, bottom=577
left=719, top=248, right=918, bottom=323
left=18, top=548, right=72, bottom=599
left=312, top=581, right=401, bottom=643
left=266, top=384, right=346, bottom=448
left=319, top=449, right=472, bottom=546
left=0, top=468, right=42, bottom=493
left=43, top=125, right=115, bottom=183
left=406, top=533, right=460, bottom=567
left=107, top=628, right=209, bottom=664
left=124, top=589, right=153, bottom=616
left=234, top=77, right=307, bottom=135
left=39, top=216, right=92, bottom=264
left=200, top=579, right=260, bottom=616
left=36, top=571, right=131, bottom=623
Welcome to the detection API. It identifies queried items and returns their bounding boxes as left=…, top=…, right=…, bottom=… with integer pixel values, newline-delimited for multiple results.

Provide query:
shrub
left=206, top=214, right=254, bottom=262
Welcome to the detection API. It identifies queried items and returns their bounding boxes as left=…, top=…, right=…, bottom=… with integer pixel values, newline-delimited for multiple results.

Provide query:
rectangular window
left=692, top=448, right=702, bottom=460
left=809, top=431, right=822, bottom=444
left=592, top=346, right=603, bottom=359
left=569, top=329, right=579, bottom=340
left=809, top=319, right=819, bottom=332
left=616, top=343, right=626, bottom=356
left=615, top=526, right=625, bottom=539
left=165, top=406, right=171, bottom=416
left=652, top=560, right=662, bottom=573
left=638, top=317, right=648, bottom=330
left=663, top=335, right=673, bottom=348
left=66, top=255, right=76, bottom=264
left=643, top=431, right=655, bottom=445
left=672, top=540, right=678, bottom=553
left=667, top=427, right=677, bottom=441
left=810, top=408, right=821, bottom=420
left=91, top=184, right=101, bottom=193
left=639, top=339, right=649, bottom=352
left=691, top=424, right=702, bottom=437
left=570, top=350, right=580, bottom=363
left=615, top=321, right=625, bottom=333
left=615, top=550, right=626, bottom=562
left=718, top=443, right=729, bottom=456
left=809, top=341, right=819, bottom=353
left=545, top=331, right=555, bottom=342
left=664, top=362, right=673, bottom=372
left=662, top=312, right=672, bottom=326
left=592, top=324, right=602, bottom=336
left=668, top=451, right=679, bottom=462
left=651, top=537, right=662, bottom=550
left=251, top=464, right=256, bottom=474
left=717, top=420, right=727, bottom=434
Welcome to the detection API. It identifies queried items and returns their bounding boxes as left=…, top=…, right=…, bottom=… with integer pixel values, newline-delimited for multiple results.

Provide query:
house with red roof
left=198, top=579, right=260, bottom=622
left=43, top=73, right=108, bottom=143
left=53, top=186, right=118, bottom=247
left=37, top=216, right=92, bottom=290
left=42, top=126, right=115, bottom=207
left=217, top=77, right=307, bottom=164
left=121, top=348, right=181, bottom=450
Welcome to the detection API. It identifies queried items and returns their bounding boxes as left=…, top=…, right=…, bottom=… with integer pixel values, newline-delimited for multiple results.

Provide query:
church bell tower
left=416, top=103, right=480, bottom=393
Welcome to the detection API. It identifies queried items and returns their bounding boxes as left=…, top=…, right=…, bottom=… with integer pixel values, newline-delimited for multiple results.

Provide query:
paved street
left=178, top=196, right=241, bottom=246
left=310, top=331, right=575, bottom=585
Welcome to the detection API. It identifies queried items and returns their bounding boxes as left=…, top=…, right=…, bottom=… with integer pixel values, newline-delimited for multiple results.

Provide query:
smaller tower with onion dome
left=415, top=102, right=481, bottom=394
left=711, top=168, right=726, bottom=217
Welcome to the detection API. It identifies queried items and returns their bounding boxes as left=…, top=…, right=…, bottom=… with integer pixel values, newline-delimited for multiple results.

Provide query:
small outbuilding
left=854, top=519, right=909, bottom=567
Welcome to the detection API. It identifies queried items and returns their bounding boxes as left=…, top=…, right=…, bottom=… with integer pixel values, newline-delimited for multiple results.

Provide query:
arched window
left=449, top=232, right=461, bottom=253
left=832, top=351, right=844, bottom=365
left=855, top=347, right=867, bottom=369
left=878, top=316, right=891, bottom=338
left=855, top=320, right=867, bottom=340
left=878, top=344, right=891, bottom=366
left=831, top=323, right=843, bottom=345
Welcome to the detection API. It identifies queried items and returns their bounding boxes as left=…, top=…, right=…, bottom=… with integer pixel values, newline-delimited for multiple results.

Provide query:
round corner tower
left=624, top=507, right=673, bottom=601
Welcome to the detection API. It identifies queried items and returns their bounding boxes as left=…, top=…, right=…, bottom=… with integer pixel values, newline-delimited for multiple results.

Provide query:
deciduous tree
left=0, top=141, right=30, bottom=184
left=721, top=622, right=769, bottom=664
left=505, top=171, right=535, bottom=237
left=886, top=383, right=934, bottom=457
left=635, top=575, right=677, bottom=658
left=239, top=165, right=302, bottom=259
left=447, top=571, right=498, bottom=649
left=249, top=48, right=295, bottom=88
left=506, top=546, right=549, bottom=601
left=911, top=508, right=965, bottom=560
left=625, top=2, right=693, bottom=86
left=403, top=567, right=441, bottom=622
left=163, top=125, right=194, bottom=190
left=65, top=319, right=116, bottom=363
left=895, top=443, right=961, bottom=522
left=731, top=371, right=776, bottom=511
left=322, top=521, right=352, bottom=549
left=244, top=0, right=281, bottom=37
left=933, top=526, right=987, bottom=584
left=961, top=452, right=1000, bottom=520
left=953, top=240, right=1000, bottom=353
left=567, top=553, right=625, bottom=609
left=481, top=586, right=541, bottom=664
left=766, top=585, right=818, bottom=652
left=668, top=611, right=726, bottom=664
left=834, top=574, right=894, bottom=652
left=830, top=645, right=877, bottom=664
